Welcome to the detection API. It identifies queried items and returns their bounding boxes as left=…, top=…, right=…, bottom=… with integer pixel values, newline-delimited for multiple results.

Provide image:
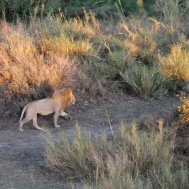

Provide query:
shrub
left=156, top=30, right=187, bottom=53
left=0, top=8, right=188, bottom=102
left=120, top=63, right=167, bottom=97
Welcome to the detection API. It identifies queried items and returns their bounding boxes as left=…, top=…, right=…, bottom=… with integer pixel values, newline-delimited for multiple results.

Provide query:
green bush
left=120, top=63, right=168, bottom=97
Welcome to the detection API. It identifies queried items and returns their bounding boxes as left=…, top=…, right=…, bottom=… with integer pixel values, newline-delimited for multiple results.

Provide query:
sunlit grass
left=0, top=22, right=77, bottom=94
left=40, top=35, right=92, bottom=56
left=161, top=44, right=189, bottom=80
left=63, top=11, right=100, bottom=38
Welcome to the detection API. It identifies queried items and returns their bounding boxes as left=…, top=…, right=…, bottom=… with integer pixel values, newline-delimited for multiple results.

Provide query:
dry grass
left=40, top=35, right=92, bottom=56
left=120, top=20, right=159, bottom=65
left=62, top=11, right=100, bottom=38
left=161, top=45, right=189, bottom=80
left=0, top=22, right=77, bottom=95
left=46, top=123, right=189, bottom=188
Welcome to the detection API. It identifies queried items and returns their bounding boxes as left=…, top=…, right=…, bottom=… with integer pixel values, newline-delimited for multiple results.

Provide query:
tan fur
left=17, top=88, right=76, bottom=132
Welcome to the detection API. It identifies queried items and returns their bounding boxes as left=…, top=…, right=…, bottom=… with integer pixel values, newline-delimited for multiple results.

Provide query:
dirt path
left=0, top=97, right=179, bottom=189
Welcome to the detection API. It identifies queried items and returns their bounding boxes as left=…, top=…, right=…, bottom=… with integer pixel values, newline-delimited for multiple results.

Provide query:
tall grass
left=0, top=22, right=77, bottom=95
left=46, top=123, right=189, bottom=188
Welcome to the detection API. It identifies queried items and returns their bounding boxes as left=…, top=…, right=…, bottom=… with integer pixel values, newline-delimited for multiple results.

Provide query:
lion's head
left=53, top=88, right=76, bottom=109
left=62, top=88, right=76, bottom=106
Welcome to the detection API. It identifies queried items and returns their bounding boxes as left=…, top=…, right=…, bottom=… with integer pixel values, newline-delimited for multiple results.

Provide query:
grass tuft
left=161, top=44, right=189, bottom=80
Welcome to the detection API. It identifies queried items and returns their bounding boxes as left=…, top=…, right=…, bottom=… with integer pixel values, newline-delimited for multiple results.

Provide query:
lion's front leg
left=60, top=111, right=71, bottom=120
left=54, top=111, right=60, bottom=128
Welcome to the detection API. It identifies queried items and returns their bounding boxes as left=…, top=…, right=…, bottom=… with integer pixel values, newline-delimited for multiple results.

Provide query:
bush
left=120, top=63, right=167, bottom=97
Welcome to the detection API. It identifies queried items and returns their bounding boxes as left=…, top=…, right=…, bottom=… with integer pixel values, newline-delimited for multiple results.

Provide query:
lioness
left=17, top=88, right=76, bottom=132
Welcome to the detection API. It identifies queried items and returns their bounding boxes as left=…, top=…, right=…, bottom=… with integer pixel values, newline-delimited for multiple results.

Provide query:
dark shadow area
left=0, top=80, right=54, bottom=118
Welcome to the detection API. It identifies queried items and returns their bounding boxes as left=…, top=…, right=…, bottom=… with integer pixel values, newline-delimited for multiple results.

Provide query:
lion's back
left=26, top=98, right=57, bottom=115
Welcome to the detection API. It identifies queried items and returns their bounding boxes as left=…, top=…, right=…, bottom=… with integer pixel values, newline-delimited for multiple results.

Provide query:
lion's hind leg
left=33, top=115, right=43, bottom=131
left=19, top=117, right=32, bottom=132
left=19, top=121, right=24, bottom=132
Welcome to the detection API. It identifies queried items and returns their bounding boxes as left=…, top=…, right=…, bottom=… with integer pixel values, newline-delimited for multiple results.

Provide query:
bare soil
left=0, top=96, right=179, bottom=189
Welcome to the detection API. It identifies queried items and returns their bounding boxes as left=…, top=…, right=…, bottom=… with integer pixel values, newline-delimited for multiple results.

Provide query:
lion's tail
left=15, top=104, right=29, bottom=125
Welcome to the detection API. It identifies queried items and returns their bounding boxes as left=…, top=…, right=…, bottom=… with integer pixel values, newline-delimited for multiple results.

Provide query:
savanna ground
left=0, top=0, right=189, bottom=188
